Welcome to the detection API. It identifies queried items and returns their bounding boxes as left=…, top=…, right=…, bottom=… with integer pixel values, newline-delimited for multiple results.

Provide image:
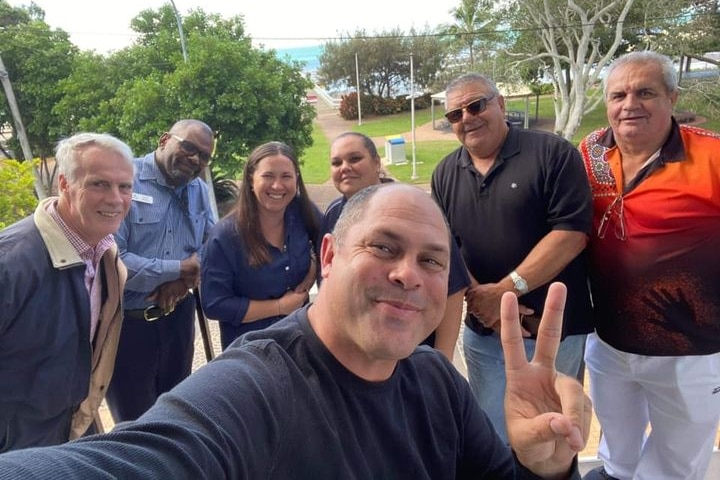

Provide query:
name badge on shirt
left=132, top=192, right=154, bottom=204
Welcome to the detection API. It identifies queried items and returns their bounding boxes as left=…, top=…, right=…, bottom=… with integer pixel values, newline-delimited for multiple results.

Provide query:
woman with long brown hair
left=201, top=141, right=320, bottom=349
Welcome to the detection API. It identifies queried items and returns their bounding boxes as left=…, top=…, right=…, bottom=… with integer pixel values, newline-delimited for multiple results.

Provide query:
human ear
left=319, top=234, right=336, bottom=279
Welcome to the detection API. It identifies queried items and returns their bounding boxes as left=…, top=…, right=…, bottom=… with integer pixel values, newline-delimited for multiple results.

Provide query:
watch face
left=513, top=275, right=528, bottom=293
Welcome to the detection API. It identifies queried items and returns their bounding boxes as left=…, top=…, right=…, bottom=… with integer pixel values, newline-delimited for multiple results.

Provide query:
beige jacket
left=34, top=198, right=127, bottom=439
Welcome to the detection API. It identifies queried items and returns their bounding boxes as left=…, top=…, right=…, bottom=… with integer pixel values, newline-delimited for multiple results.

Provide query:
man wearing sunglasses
left=579, top=51, right=720, bottom=480
left=431, top=73, right=594, bottom=443
left=105, top=119, right=217, bottom=423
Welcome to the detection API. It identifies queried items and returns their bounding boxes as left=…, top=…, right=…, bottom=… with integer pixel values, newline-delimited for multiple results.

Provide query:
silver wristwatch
left=509, top=270, right=529, bottom=295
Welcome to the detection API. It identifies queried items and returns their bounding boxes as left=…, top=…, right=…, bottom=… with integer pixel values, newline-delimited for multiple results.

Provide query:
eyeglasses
left=170, top=134, right=213, bottom=165
left=597, top=195, right=626, bottom=241
left=444, top=95, right=496, bottom=124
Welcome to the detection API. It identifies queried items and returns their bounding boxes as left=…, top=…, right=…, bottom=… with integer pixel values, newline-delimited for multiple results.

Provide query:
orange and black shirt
left=579, top=120, right=720, bottom=355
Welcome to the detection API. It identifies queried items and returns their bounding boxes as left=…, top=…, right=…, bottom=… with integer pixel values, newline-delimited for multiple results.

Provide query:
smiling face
left=312, top=185, right=450, bottom=381
left=446, top=81, right=508, bottom=159
left=250, top=154, right=298, bottom=215
left=605, top=60, right=677, bottom=150
left=156, top=126, right=214, bottom=186
left=57, top=145, right=134, bottom=246
left=330, top=134, right=382, bottom=198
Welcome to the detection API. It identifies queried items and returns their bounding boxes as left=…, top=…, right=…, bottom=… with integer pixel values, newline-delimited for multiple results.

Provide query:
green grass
left=300, top=92, right=720, bottom=185
left=382, top=140, right=461, bottom=184
left=300, top=128, right=332, bottom=183
left=351, top=109, right=435, bottom=138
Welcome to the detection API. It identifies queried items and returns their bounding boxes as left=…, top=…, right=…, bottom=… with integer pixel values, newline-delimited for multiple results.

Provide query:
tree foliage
left=317, top=28, right=449, bottom=98
left=628, top=0, right=720, bottom=56
left=499, top=0, right=638, bottom=139
left=1, top=3, right=315, bottom=181
left=0, top=0, right=77, bottom=159
left=63, top=6, right=315, bottom=178
left=438, top=0, right=503, bottom=70
left=0, top=158, right=37, bottom=229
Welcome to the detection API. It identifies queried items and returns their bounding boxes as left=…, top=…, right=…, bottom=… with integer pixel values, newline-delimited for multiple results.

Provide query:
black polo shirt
left=431, top=126, right=593, bottom=337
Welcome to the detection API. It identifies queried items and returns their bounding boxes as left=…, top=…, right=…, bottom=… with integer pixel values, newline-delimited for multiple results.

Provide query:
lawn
left=300, top=92, right=720, bottom=185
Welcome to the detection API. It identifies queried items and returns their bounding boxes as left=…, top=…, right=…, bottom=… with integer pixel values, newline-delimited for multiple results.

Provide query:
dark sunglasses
left=444, top=95, right=496, bottom=124
left=170, top=134, right=213, bottom=165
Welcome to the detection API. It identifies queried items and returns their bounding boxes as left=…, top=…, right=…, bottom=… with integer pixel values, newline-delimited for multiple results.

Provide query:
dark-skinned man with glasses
left=105, top=119, right=217, bottom=423
left=579, top=51, right=720, bottom=480
left=431, top=72, right=594, bottom=443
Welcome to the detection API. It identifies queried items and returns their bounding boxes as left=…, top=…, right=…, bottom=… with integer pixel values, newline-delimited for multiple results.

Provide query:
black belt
left=124, top=305, right=167, bottom=322
left=464, top=314, right=494, bottom=336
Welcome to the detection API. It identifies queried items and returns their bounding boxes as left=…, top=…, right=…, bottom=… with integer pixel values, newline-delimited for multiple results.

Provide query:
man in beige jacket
left=0, top=132, right=134, bottom=451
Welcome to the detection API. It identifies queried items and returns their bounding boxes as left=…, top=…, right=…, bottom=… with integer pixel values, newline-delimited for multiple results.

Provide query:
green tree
left=55, top=5, right=314, bottom=179
left=0, top=158, right=37, bottom=229
left=0, top=1, right=76, bottom=159
left=439, top=0, right=501, bottom=70
left=317, top=28, right=448, bottom=98
left=499, top=0, right=637, bottom=139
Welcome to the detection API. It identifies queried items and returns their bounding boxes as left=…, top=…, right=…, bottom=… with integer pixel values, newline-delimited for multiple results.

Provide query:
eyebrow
left=374, top=228, right=450, bottom=254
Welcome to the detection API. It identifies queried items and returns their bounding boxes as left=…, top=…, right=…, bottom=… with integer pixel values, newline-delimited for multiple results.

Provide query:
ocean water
left=275, top=45, right=323, bottom=74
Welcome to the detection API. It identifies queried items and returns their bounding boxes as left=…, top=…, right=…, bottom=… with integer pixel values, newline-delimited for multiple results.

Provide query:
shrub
left=339, top=92, right=359, bottom=120
left=0, top=159, right=38, bottom=230
left=339, top=92, right=431, bottom=119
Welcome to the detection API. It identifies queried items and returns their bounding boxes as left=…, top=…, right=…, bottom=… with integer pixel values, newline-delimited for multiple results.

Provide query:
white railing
left=312, top=84, right=341, bottom=109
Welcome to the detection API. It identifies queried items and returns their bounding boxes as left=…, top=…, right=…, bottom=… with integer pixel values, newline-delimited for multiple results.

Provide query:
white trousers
left=585, top=333, right=720, bottom=480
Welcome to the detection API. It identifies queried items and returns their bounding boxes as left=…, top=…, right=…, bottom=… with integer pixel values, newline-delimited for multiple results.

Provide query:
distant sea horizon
left=275, top=44, right=323, bottom=74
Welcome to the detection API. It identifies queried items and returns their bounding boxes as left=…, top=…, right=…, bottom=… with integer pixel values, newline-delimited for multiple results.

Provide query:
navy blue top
left=200, top=199, right=319, bottom=349
left=0, top=306, right=580, bottom=479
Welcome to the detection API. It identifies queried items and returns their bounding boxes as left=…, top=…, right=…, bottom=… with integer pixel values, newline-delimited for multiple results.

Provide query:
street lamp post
left=169, top=0, right=188, bottom=64
left=355, top=53, right=362, bottom=126
left=410, top=53, right=418, bottom=181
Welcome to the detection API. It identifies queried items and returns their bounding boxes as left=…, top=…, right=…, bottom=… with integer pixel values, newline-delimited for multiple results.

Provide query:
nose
left=271, top=177, right=285, bottom=189
left=622, top=93, right=641, bottom=109
left=106, top=185, right=124, bottom=204
left=186, top=152, right=202, bottom=165
left=388, top=256, right=422, bottom=290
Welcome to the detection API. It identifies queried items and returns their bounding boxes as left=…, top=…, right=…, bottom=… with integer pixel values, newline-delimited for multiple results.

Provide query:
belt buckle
left=143, top=305, right=165, bottom=322
left=143, top=302, right=178, bottom=321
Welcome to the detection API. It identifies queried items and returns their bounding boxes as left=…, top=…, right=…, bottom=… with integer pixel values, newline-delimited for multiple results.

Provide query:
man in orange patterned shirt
left=579, top=51, right=720, bottom=480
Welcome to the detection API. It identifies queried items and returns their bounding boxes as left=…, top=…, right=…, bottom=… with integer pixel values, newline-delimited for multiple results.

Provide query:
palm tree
left=440, top=0, right=498, bottom=69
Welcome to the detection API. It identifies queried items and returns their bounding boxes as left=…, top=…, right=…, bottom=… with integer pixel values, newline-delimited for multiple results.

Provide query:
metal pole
left=410, top=53, right=418, bottom=181
left=167, top=2, right=219, bottom=222
left=169, top=0, right=188, bottom=63
left=193, top=288, right=215, bottom=362
left=355, top=53, right=362, bottom=126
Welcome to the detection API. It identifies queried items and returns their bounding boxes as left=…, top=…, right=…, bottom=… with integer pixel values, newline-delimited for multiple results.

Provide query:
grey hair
left=332, top=183, right=451, bottom=249
left=56, top=133, right=134, bottom=183
left=169, top=119, right=213, bottom=137
left=446, top=72, right=500, bottom=100
left=603, top=51, right=678, bottom=97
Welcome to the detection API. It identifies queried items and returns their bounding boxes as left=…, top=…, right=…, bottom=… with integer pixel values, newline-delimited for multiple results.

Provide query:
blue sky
left=8, top=0, right=457, bottom=52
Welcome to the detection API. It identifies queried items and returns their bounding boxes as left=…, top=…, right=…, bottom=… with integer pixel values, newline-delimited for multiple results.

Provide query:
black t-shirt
left=431, top=127, right=594, bottom=336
